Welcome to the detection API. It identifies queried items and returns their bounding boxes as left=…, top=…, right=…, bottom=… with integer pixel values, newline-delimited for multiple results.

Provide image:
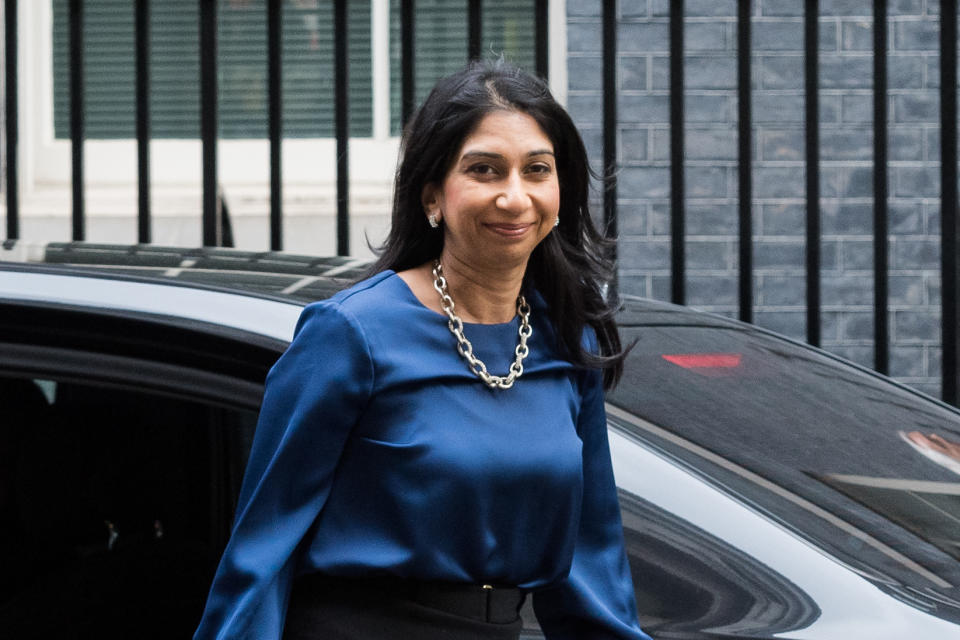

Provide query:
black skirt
left=282, top=574, right=526, bottom=640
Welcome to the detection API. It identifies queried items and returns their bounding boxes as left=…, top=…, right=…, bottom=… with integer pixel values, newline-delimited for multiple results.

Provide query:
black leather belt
left=405, top=580, right=525, bottom=624
left=293, top=574, right=526, bottom=625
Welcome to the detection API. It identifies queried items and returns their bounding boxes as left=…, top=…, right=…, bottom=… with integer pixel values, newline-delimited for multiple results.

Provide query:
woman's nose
left=495, top=173, right=531, bottom=212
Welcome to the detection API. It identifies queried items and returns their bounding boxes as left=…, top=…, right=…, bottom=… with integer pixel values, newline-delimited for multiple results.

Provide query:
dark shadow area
left=0, top=376, right=255, bottom=639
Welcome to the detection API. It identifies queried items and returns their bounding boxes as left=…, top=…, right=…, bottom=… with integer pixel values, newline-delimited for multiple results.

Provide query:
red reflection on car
left=661, top=353, right=743, bottom=377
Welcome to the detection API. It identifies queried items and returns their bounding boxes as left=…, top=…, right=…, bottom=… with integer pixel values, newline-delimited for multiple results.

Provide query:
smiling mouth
left=484, top=223, right=533, bottom=237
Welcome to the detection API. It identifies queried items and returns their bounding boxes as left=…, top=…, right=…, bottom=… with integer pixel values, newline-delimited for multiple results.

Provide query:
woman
left=194, top=61, right=651, bottom=640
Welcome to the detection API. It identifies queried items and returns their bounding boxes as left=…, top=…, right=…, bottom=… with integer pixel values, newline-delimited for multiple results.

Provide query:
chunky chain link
left=432, top=260, right=532, bottom=390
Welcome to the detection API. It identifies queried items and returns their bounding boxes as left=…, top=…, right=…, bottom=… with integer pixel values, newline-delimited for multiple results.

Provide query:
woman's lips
left=484, top=223, right=533, bottom=237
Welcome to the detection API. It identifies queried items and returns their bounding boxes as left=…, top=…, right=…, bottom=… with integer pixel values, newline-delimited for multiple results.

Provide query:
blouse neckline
left=384, top=269, right=521, bottom=330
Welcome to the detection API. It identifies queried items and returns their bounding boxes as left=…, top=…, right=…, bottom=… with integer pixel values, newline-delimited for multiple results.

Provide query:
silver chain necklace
left=432, top=260, right=532, bottom=390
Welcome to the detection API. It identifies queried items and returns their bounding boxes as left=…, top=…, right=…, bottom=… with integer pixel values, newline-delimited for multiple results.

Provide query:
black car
left=2, top=241, right=960, bottom=639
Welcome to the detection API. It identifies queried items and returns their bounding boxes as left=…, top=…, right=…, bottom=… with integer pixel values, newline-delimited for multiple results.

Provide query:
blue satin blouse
left=193, top=271, right=650, bottom=640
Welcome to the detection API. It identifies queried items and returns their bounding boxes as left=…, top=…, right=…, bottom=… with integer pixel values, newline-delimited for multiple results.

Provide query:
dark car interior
left=0, top=375, right=256, bottom=639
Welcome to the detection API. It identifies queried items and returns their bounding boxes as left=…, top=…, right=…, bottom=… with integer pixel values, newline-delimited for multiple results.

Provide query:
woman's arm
left=193, top=301, right=374, bottom=640
left=533, top=365, right=652, bottom=640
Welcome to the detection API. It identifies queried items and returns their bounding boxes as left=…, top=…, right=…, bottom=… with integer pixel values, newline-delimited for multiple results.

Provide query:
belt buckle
left=481, top=584, right=494, bottom=623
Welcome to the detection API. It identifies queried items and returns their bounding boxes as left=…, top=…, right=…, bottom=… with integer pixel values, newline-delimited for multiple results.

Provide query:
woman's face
left=422, top=110, right=560, bottom=271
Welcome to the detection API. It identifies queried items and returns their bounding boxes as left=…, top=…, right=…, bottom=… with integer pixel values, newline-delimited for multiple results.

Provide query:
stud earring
left=428, top=213, right=440, bottom=228
left=554, top=217, right=560, bottom=228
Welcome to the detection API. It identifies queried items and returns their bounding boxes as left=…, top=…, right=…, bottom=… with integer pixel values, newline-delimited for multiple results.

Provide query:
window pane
left=0, top=374, right=257, bottom=635
left=388, top=0, right=536, bottom=135
left=279, top=0, right=373, bottom=138
left=52, top=0, right=373, bottom=139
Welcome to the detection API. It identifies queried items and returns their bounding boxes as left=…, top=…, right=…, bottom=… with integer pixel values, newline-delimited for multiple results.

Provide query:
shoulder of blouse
left=288, top=283, right=385, bottom=397
left=298, top=270, right=395, bottom=337
left=327, top=270, right=396, bottom=310
left=293, top=270, right=410, bottom=391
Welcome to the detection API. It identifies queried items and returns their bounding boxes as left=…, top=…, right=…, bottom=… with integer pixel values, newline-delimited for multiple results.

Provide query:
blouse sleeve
left=193, top=301, right=374, bottom=640
left=533, top=364, right=652, bottom=640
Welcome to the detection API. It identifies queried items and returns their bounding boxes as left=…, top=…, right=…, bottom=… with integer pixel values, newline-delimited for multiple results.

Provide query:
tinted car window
left=0, top=376, right=256, bottom=639
left=608, top=324, right=960, bottom=621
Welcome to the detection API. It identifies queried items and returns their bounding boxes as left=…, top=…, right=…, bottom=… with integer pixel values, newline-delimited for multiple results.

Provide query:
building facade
left=568, top=0, right=944, bottom=397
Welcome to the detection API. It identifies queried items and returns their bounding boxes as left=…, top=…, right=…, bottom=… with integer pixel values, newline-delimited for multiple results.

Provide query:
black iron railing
left=1, top=0, right=957, bottom=404
left=737, top=0, right=752, bottom=326
left=267, top=0, right=280, bottom=251
left=872, top=0, right=889, bottom=376
left=669, top=0, right=684, bottom=306
left=940, top=0, right=958, bottom=405
left=200, top=0, right=217, bottom=246
left=69, top=0, right=84, bottom=240
left=804, top=0, right=821, bottom=348
left=4, top=0, right=16, bottom=241
left=136, top=0, right=150, bottom=244
left=602, top=1, right=617, bottom=299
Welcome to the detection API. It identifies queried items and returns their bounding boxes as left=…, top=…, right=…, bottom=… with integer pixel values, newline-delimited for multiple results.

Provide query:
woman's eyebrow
left=460, top=151, right=503, bottom=161
left=460, top=149, right=555, bottom=161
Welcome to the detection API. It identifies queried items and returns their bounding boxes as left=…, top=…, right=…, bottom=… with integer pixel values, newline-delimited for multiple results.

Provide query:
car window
left=608, top=325, right=960, bottom=617
left=0, top=375, right=257, bottom=639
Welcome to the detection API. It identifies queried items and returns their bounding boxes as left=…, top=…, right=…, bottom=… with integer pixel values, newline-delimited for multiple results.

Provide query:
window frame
left=24, top=0, right=398, bottom=193
left=15, top=0, right=567, bottom=196
left=0, top=298, right=274, bottom=596
left=0, top=298, right=286, bottom=410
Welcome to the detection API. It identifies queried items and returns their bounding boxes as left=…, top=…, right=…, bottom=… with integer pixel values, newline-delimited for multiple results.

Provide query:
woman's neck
left=436, top=253, right=526, bottom=325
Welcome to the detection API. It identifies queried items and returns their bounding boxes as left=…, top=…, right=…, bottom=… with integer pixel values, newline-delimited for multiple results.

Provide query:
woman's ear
left=421, top=182, right=440, bottom=214
left=421, top=183, right=443, bottom=227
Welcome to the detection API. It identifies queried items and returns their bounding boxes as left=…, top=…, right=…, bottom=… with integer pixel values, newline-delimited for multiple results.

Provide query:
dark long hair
left=368, top=60, right=628, bottom=388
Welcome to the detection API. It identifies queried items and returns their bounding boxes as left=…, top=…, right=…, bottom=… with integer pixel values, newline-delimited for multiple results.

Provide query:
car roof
left=1, top=240, right=370, bottom=306
left=0, top=240, right=741, bottom=325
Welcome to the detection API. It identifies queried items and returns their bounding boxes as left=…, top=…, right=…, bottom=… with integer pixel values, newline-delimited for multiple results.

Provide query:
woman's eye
left=527, top=163, right=552, bottom=175
left=467, top=164, right=496, bottom=176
